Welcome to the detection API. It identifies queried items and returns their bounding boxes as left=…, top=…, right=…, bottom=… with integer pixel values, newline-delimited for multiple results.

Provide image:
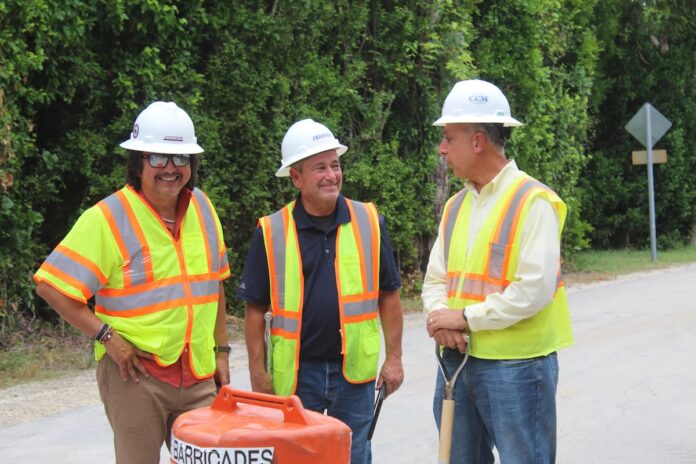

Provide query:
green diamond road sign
left=625, top=103, right=671, bottom=148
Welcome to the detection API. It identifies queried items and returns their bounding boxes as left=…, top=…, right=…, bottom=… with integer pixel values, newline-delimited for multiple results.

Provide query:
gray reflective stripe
left=101, top=193, right=147, bottom=286
left=344, top=298, right=378, bottom=317
left=444, top=190, right=468, bottom=267
left=462, top=278, right=505, bottom=297
left=494, top=179, right=541, bottom=246
left=449, top=275, right=505, bottom=299
left=447, top=275, right=460, bottom=296
left=190, top=279, right=219, bottom=298
left=348, top=200, right=376, bottom=292
left=192, top=189, right=220, bottom=273
left=488, top=242, right=508, bottom=280
left=45, top=249, right=101, bottom=295
left=487, top=179, right=541, bottom=279
left=220, top=252, right=229, bottom=269
left=271, top=314, right=299, bottom=333
left=267, top=208, right=288, bottom=309
left=96, top=282, right=186, bottom=311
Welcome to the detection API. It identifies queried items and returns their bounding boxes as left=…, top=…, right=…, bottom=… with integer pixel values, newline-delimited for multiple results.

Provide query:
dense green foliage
left=1, top=1, right=692, bottom=330
left=583, top=0, right=696, bottom=249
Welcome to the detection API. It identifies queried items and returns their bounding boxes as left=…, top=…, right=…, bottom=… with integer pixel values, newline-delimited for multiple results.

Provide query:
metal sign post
left=645, top=107, right=657, bottom=262
left=625, top=103, right=672, bottom=262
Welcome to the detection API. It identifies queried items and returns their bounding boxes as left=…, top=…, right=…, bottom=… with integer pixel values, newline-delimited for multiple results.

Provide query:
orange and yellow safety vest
left=442, top=174, right=573, bottom=359
left=259, top=198, right=381, bottom=395
left=34, top=185, right=230, bottom=378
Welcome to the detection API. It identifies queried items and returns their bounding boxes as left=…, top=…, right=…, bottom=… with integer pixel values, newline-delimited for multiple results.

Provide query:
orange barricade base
left=170, top=387, right=351, bottom=463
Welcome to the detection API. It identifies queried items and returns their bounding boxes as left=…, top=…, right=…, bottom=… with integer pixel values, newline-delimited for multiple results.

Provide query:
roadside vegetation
left=2, top=246, right=694, bottom=389
left=563, top=245, right=696, bottom=285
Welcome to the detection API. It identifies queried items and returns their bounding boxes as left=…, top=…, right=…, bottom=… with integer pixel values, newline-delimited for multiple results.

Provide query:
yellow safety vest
left=442, top=175, right=573, bottom=359
left=34, top=185, right=230, bottom=378
left=259, top=198, right=381, bottom=396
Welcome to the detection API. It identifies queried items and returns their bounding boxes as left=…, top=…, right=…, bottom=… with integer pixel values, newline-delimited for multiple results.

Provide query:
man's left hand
left=427, top=308, right=468, bottom=337
left=214, top=352, right=230, bottom=388
left=377, top=354, right=404, bottom=398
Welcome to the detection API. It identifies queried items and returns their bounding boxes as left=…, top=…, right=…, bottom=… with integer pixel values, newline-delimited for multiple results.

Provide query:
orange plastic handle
left=211, top=386, right=311, bottom=425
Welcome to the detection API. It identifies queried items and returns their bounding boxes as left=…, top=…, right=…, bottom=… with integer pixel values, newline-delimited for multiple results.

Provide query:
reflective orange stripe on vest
left=41, top=244, right=108, bottom=300
left=191, top=189, right=224, bottom=274
left=97, top=189, right=154, bottom=287
left=341, top=199, right=380, bottom=320
left=261, top=202, right=304, bottom=341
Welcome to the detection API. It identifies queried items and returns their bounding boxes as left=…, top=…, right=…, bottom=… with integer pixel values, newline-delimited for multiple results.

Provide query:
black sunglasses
left=142, top=153, right=191, bottom=168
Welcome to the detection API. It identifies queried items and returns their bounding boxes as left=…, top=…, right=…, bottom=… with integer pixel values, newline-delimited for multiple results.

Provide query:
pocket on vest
left=338, top=254, right=363, bottom=293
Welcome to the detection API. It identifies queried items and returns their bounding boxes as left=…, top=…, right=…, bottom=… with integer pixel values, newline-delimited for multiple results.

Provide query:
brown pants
left=97, top=356, right=216, bottom=464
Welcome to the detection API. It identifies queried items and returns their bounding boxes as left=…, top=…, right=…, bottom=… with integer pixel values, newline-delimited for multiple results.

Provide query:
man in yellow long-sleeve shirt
left=423, top=79, right=573, bottom=464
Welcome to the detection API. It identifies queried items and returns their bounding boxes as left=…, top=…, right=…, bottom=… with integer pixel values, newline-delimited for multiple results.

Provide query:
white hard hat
left=433, top=79, right=523, bottom=127
left=119, top=101, right=204, bottom=154
left=276, top=119, right=348, bottom=177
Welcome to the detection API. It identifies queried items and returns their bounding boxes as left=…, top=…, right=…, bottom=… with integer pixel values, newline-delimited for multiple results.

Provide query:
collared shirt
left=238, top=194, right=401, bottom=360
left=422, top=160, right=561, bottom=331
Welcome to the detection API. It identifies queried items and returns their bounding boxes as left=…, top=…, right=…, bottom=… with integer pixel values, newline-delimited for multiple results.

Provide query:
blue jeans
left=433, top=350, right=559, bottom=464
left=295, top=358, right=375, bottom=464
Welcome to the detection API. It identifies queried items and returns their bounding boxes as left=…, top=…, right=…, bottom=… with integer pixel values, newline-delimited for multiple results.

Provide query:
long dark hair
left=125, top=151, right=199, bottom=191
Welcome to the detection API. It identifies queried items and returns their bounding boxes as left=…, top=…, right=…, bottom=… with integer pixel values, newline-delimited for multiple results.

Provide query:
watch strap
left=213, top=344, right=231, bottom=353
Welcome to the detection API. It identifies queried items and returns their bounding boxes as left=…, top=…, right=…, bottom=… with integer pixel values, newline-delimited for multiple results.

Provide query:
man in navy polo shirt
left=238, top=118, right=404, bottom=464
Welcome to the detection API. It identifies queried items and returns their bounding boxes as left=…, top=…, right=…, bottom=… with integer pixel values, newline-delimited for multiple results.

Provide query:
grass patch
left=0, top=321, right=93, bottom=389
left=0, top=315, right=246, bottom=389
left=401, top=295, right=423, bottom=313
left=564, top=245, right=696, bottom=285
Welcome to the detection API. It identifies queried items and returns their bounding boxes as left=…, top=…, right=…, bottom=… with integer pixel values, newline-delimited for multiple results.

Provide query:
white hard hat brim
left=432, top=115, right=524, bottom=127
left=119, top=139, right=204, bottom=155
left=275, top=142, right=348, bottom=177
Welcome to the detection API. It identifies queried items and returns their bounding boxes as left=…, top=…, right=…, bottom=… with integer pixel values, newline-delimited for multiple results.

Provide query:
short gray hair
left=470, top=123, right=511, bottom=148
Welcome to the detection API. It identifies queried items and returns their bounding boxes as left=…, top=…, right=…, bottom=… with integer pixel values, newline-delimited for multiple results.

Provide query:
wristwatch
left=213, top=344, right=231, bottom=353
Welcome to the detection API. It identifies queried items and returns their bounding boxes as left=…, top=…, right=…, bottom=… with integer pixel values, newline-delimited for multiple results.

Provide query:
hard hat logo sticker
left=312, top=132, right=332, bottom=141
left=164, top=136, right=184, bottom=142
left=469, top=95, right=488, bottom=104
left=132, top=124, right=139, bottom=138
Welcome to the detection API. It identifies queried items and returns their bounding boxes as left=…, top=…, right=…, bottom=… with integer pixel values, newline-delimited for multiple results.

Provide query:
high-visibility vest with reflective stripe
left=259, top=198, right=381, bottom=396
left=442, top=175, right=573, bottom=359
left=34, top=185, right=230, bottom=378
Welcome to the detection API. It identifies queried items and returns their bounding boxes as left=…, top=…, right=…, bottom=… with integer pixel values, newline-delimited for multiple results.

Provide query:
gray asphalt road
left=2, top=264, right=695, bottom=463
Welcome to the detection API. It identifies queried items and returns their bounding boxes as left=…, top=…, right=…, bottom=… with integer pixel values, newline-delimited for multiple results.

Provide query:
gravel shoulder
left=0, top=339, right=248, bottom=428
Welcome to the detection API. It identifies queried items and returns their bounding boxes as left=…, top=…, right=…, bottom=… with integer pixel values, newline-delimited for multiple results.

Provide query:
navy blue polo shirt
left=237, top=194, right=401, bottom=360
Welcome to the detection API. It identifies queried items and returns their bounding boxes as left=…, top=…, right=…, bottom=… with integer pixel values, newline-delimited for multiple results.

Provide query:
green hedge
left=8, top=1, right=689, bottom=329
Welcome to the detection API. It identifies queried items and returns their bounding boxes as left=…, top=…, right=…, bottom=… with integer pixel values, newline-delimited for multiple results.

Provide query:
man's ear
left=473, top=132, right=485, bottom=153
left=289, top=168, right=301, bottom=189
